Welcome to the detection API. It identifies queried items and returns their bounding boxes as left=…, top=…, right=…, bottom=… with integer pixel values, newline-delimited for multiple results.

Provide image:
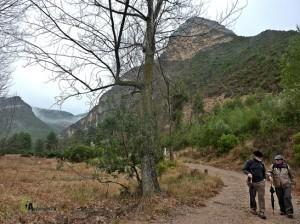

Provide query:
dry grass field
left=0, top=155, right=223, bottom=224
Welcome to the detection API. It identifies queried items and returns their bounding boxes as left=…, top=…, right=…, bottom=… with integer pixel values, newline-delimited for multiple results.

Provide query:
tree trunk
left=141, top=150, right=160, bottom=196
left=140, top=3, right=160, bottom=196
left=140, top=60, right=161, bottom=195
left=140, top=55, right=161, bottom=195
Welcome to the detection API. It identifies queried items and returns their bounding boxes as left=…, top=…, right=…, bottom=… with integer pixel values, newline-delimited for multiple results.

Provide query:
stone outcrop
left=161, top=17, right=235, bottom=61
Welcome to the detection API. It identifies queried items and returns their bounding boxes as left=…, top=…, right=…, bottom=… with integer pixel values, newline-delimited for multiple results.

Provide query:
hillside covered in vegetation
left=168, top=30, right=298, bottom=97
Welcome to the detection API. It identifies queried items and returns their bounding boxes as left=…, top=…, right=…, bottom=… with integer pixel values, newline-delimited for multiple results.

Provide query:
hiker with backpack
left=267, top=155, right=296, bottom=219
left=243, top=150, right=267, bottom=219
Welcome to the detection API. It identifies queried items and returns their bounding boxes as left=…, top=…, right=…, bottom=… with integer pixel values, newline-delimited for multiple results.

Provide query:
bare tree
left=0, top=0, right=28, bottom=149
left=20, top=0, right=244, bottom=195
left=0, top=0, right=29, bottom=95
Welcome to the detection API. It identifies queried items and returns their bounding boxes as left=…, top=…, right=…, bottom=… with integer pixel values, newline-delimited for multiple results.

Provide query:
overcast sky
left=9, top=0, right=300, bottom=115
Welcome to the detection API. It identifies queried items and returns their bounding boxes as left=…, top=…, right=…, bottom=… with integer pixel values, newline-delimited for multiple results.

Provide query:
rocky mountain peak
left=0, top=96, right=31, bottom=109
left=161, top=17, right=235, bottom=61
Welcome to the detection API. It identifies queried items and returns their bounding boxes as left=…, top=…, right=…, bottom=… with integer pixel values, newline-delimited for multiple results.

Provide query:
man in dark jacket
left=243, top=150, right=266, bottom=219
left=267, top=155, right=295, bottom=218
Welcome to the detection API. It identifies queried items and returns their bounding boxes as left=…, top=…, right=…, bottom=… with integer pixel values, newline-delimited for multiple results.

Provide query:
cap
left=253, top=150, right=263, bottom=158
left=274, top=155, right=284, bottom=160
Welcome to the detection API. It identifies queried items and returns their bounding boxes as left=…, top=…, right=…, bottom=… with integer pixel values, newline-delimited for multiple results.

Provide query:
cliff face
left=161, top=17, right=235, bottom=61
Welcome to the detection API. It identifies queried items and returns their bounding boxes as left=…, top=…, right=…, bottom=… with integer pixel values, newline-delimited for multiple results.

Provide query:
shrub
left=193, top=90, right=204, bottom=114
left=47, top=150, right=64, bottom=158
left=204, top=119, right=232, bottom=147
left=212, top=103, right=222, bottom=114
left=292, top=132, right=300, bottom=144
left=188, top=125, right=204, bottom=148
left=259, top=118, right=278, bottom=135
left=217, top=134, right=239, bottom=154
left=244, top=95, right=257, bottom=106
left=236, top=146, right=252, bottom=161
left=245, top=115, right=261, bottom=132
left=156, top=160, right=177, bottom=177
left=293, top=144, right=300, bottom=165
left=172, top=128, right=190, bottom=150
left=64, top=145, right=102, bottom=163
left=223, top=98, right=243, bottom=110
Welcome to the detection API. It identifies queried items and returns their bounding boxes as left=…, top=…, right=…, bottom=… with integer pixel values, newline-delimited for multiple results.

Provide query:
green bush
left=223, top=98, right=243, bottom=110
left=64, top=145, right=102, bottom=163
left=172, top=128, right=190, bottom=150
left=292, top=132, right=300, bottom=144
left=244, top=95, right=257, bottom=106
left=46, top=150, right=64, bottom=158
left=217, top=134, right=239, bottom=154
left=245, top=115, right=261, bottom=132
left=156, top=160, right=177, bottom=177
left=204, top=119, right=232, bottom=147
left=259, top=118, right=278, bottom=135
left=161, top=126, right=191, bottom=151
left=293, top=144, right=300, bottom=165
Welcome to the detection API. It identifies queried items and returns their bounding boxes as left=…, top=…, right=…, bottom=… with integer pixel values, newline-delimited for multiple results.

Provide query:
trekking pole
left=247, top=176, right=252, bottom=183
left=270, top=184, right=275, bottom=214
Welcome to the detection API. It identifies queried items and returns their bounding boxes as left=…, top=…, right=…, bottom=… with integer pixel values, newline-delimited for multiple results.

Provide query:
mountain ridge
left=0, top=96, right=85, bottom=140
left=32, top=107, right=86, bottom=132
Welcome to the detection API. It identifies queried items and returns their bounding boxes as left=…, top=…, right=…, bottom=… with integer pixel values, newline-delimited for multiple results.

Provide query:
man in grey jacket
left=267, top=155, right=296, bottom=219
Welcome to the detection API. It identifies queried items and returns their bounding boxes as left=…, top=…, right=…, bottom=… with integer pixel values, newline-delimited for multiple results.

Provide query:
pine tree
left=45, top=132, right=58, bottom=151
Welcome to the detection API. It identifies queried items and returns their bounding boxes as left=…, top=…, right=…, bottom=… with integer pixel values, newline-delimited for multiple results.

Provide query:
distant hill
left=0, top=96, right=86, bottom=140
left=0, top=96, right=52, bottom=140
left=32, top=107, right=86, bottom=132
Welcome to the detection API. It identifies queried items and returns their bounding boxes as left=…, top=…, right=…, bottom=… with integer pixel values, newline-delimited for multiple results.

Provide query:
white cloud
left=10, top=60, right=89, bottom=114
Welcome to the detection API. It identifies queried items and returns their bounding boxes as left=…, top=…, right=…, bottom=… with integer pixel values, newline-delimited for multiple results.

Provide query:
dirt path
left=165, top=162, right=300, bottom=224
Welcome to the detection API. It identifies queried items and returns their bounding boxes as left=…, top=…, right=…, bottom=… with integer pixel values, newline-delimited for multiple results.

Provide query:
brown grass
left=160, top=164, right=223, bottom=206
left=0, top=155, right=124, bottom=223
left=0, top=155, right=223, bottom=223
left=121, top=163, right=223, bottom=223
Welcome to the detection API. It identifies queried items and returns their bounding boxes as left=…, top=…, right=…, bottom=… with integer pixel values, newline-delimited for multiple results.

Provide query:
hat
left=253, top=150, right=263, bottom=158
left=274, top=155, right=284, bottom=160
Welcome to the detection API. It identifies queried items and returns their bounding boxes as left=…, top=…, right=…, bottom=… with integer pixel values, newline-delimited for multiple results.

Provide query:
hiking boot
left=280, top=211, right=286, bottom=215
left=258, top=212, right=266, bottom=219
left=287, top=214, right=293, bottom=219
left=250, top=209, right=257, bottom=215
